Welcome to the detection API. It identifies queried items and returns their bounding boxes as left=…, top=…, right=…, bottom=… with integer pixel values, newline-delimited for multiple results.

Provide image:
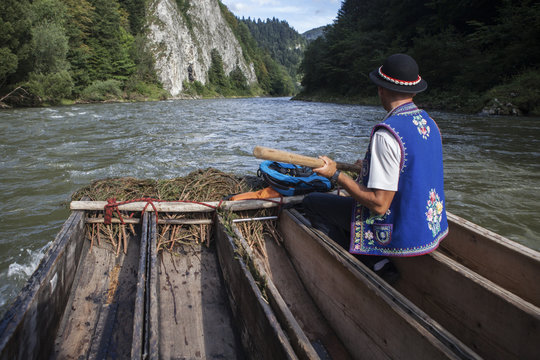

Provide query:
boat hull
left=1, top=203, right=539, bottom=360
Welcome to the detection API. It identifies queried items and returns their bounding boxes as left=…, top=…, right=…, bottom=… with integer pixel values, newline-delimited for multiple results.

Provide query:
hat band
left=378, top=66, right=421, bottom=86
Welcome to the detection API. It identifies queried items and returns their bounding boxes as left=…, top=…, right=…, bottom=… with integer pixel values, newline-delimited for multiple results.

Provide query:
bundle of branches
left=71, top=168, right=260, bottom=201
left=72, top=168, right=273, bottom=255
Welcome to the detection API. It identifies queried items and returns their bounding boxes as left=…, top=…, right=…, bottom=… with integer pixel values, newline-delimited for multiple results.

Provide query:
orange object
left=230, top=187, right=281, bottom=201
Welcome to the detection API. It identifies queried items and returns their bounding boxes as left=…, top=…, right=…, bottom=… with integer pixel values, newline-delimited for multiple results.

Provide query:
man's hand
left=313, top=156, right=337, bottom=178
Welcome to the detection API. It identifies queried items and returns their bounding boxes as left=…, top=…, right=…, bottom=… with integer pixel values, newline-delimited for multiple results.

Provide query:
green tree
left=87, top=0, right=135, bottom=82
left=29, top=0, right=70, bottom=74
left=63, top=0, right=95, bottom=94
left=241, top=17, right=307, bottom=82
left=118, top=0, right=146, bottom=35
left=229, top=66, right=249, bottom=91
left=26, top=70, right=73, bottom=104
left=219, top=1, right=295, bottom=96
left=0, top=48, right=18, bottom=85
left=208, top=49, right=230, bottom=92
left=0, top=0, right=32, bottom=89
left=31, top=22, right=70, bottom=74
left=299, top=0, right=540, bottom=112
left=24, top=0, right=74, bottom=103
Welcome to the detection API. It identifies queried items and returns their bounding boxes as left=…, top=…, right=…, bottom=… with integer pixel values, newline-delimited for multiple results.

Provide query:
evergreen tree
left=241, top=17, right=306, bottom=82
left=299, top=0, right=540, bottom=113
left=24, top=0, right=74, bottom=104
left=87, top=0, right=135, bottom=82
left=208, top=49, right=230, bottom=92
left=0, top=0, right=32, bottom=89
left=118, top=0, right=146, bottom=35
left=30, top=0, right=70, bottom=74
left=63, top=0, right=95, bottom=93
left=218, top=2, right=295, bottom=96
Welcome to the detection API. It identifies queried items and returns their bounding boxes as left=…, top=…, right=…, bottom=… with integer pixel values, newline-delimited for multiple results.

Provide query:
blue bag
left=257, top=161, right=332, bottom=196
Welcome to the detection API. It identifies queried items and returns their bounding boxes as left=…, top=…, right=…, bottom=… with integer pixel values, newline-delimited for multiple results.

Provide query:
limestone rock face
left=146, top=0, right=257, bottom=96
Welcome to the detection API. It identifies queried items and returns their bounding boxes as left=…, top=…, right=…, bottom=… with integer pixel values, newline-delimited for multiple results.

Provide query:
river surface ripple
left=1, top=97, right=539, bottom=314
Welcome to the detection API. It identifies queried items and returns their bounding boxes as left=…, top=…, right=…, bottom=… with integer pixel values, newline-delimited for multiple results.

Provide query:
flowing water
left=1, top=97, right=539, bottom=315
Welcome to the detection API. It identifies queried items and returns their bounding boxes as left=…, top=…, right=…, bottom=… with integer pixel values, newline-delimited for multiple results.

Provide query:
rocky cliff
left=146, top=0, right=257, bottom=96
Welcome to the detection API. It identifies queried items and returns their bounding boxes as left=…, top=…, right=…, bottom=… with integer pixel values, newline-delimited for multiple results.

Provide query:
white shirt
left=366, top=128, right=401, bottom=191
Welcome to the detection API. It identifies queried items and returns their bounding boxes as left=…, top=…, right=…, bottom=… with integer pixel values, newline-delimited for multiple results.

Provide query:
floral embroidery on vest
left=412, top=114, right=430, bottom=139
left=426, top=189, right=444, bottom=237
left=364, top=230, right=374, bottom=246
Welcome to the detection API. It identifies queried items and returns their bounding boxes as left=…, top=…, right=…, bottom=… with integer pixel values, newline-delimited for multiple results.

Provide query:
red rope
left=102, top=197, right=243, bottom=225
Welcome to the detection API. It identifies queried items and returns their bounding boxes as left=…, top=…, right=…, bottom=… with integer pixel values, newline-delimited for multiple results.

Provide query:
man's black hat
left=369, top=54, right=427, bottom=93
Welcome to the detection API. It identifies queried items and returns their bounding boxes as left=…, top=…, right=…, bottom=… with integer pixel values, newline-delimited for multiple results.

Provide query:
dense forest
left=0, top=0, right=295, bottom=107
left=240, top=17, right=307, bottom=86
left=2, top=0, right=539, bottom=114
left=0, top=0, right=166, bottom=107
left=298, top=0, right=540, bottom=115
left=212, top=3, right=295, bottom=97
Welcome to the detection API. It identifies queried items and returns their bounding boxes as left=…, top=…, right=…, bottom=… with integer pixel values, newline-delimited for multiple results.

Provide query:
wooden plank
left=150, top=229, right=243, bottom=358
left=279, top=210, right=479, bottom=360
left=146, top=214, right=159, bottom=359
left=393, top=250, right=540, bottom=360
left=0, top=210, right=86, bottom=360
left=226, top=220, right=322, bottom=360
left=249, top=222, right=352, bottom=359
left=215, top=219, right=298, bottom=359
left=443, top=212, right=540, bottom=306
left=53, top=223, right=141, bottom=359
left=70, top=196, right=304, bottom=212
left=85, top=217, right=276, bottom=225
left=130, top=213, right=149, bottom=359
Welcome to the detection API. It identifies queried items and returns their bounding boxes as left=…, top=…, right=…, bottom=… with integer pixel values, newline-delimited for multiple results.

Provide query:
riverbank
left=0, top=86, right=256, bottom=110
left=2, top=80, right=538, bottom=117
left=294, top=71, right=540, bottom=117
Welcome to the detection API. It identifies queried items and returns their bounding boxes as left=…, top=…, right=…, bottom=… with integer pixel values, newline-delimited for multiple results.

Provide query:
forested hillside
left=302, top=26, right=325, bottom=41
left=240, top=17, right=307, bottom=85
left=0, top=0, right=166, bottom=107
left=0, top=0, right=294, bottom=107
left=215, top=3, right=295, bottom=97
left=299, top=0, right=540, bottom=115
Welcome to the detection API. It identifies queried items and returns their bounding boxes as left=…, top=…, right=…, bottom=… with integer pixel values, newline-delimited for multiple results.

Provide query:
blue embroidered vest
left=350, top=102, right=449, bottom=257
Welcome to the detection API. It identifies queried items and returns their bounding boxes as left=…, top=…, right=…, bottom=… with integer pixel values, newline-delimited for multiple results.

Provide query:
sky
left=220, top=0, right=342, bottom=34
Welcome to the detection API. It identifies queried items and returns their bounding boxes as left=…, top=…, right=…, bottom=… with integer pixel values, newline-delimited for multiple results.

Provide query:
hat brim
left=369, top=69, right=427, bottom=94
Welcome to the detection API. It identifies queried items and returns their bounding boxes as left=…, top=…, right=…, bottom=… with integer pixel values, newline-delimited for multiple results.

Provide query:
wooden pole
left=71, top=196, right=304, bottom=212
left=84, top=216, right=278, bottom=225
left=253, top=146, right=362, bottom=173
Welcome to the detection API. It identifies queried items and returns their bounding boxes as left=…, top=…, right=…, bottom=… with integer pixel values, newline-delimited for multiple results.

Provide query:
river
left=1, top=97, right=539, bottom=315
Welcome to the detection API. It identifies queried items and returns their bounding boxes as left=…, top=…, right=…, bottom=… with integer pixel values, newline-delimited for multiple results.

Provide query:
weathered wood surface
left=222, top=217, right=327, bottom=359
left=225, top=215, right=352, bottom=359
left=393, top=250, right=540, bottom=360
left=253, top=145, right=362, bottom=172
left=130, top=213, right=149, bottom=359
left=215, top=219, right=299, bottom=360
left=85, top=216, right=276, bottom=225
left=278, top=210, right=479, bottom=360
left=5, top=197, right=539, bottom=360
left=52, top=220, right=142, bottom=359
left=0, top=211, right=86, bottom=360
left=442, top=212, right=540, bottom=307
left=150, top=217, right=243, bottom=359
left=71, top=196, right=304, bottom=212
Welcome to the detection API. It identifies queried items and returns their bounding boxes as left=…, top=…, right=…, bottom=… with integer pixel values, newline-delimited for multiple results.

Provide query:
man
left=303, top=53, right=449, bottom=282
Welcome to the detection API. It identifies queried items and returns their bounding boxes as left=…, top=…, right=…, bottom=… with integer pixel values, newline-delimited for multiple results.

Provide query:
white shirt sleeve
left=366, top=128, right=401, bottom=191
